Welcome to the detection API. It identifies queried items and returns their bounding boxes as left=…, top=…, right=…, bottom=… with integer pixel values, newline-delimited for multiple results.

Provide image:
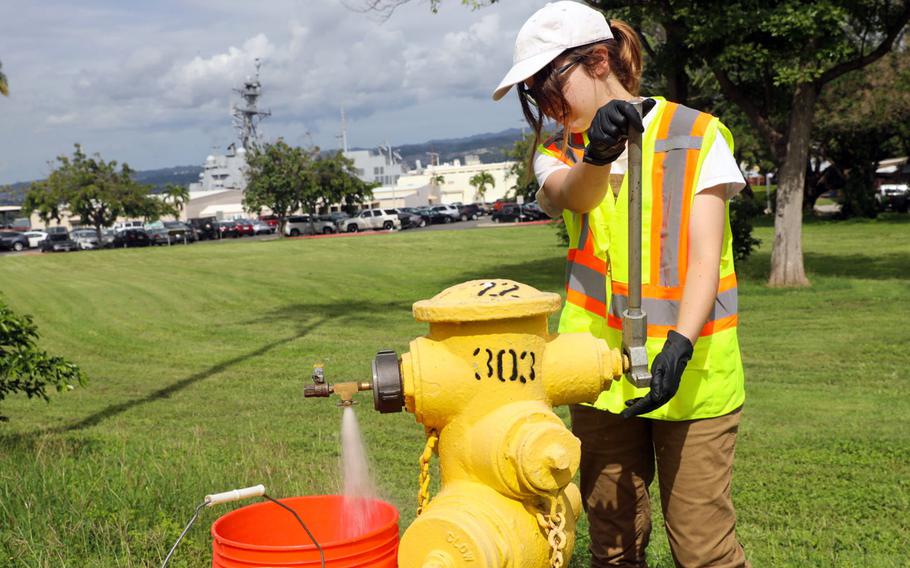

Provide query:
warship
left=188, top=59, right=270, bottom=195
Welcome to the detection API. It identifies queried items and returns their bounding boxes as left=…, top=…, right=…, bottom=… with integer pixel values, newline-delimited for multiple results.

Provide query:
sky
left=0, top=0, right=544, bottom=184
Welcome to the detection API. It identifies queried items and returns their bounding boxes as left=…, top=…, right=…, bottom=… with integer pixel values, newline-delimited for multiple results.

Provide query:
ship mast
left=232, top=58, right=271, bottom=151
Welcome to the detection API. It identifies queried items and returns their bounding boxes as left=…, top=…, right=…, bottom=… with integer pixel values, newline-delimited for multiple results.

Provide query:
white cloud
left=0, top=0, right=541, bottom=183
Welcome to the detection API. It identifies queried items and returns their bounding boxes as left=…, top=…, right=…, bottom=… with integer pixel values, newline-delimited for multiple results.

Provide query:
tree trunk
left=769, top=83, right=816, bottom=287
left=663, top=21, right=690, bottom=105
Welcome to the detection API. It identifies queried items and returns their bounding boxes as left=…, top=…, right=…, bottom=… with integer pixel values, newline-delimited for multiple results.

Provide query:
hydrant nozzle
left=302, top=363, right=374, bottom=407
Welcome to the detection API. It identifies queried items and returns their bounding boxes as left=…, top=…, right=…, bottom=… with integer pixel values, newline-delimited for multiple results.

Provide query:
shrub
left=0, top=300, right=86, bottom=421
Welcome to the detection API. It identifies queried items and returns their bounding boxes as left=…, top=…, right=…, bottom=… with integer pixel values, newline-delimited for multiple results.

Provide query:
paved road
left=0, top=218, right=552, bottom=258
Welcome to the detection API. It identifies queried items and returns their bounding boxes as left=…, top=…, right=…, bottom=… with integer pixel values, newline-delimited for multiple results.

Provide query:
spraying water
left=340, top=406, right=380, bottom=539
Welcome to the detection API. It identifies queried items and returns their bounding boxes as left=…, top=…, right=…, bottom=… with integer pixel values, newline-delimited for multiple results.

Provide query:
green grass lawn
left=1, top=216, right=909, bottom=567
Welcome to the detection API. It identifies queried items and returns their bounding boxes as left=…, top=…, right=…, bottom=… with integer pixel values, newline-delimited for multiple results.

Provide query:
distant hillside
left=390, top=128, right=525, bottom=168
left=0, top=166, right=203, bottom=206
left=0, top=128, right=526, bottom=206
left=135, top=166, right=203, bottom=192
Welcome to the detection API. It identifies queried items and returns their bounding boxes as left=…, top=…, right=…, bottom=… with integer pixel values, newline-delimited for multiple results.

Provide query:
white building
left=344, top=146, right=408, bottom=188
left=369, top=155, right=517, bottom=209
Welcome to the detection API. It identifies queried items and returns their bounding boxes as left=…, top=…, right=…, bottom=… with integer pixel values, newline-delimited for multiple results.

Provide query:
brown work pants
left=569, top=405, right=749, bottom=568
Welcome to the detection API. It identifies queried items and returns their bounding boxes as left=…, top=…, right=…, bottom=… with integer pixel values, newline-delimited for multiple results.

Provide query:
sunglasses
left=519, top=56, right=584, bottom=111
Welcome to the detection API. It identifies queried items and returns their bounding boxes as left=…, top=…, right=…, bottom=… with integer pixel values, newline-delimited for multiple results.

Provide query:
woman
left=492, top=2, right=750, bottom=567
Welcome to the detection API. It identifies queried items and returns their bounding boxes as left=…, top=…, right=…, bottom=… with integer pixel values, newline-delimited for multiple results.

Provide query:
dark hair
left=518, top=19, right=643, bottom=179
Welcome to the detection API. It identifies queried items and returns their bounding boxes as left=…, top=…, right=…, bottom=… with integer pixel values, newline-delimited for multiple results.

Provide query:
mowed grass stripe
left=1, top=217, right=908, bottom=567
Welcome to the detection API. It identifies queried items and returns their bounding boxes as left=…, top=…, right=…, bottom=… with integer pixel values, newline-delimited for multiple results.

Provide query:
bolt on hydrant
left=306, top=279, right=627, bottom=567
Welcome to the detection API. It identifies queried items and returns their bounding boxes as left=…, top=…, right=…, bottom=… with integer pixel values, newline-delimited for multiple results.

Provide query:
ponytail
left=606, top=19, right=643, bottom=96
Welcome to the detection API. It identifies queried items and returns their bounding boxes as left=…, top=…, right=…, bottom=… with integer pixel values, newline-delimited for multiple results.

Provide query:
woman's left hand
left=621, top=330, right=693, bottom=418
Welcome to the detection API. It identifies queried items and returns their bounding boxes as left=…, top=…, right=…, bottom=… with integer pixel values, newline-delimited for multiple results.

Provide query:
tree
left=243, top=140, right=315, bottom=238
left=23, top=179, right=63, bottom=226
left=507, top=131, right=541, bottom=201
left=0, top=59, right=8, bottom=97
left=812, top=48, right=910, bottom=217
left=589, top=0, right=910, bottom=286
left=162, top=183, right=190, bottom=219
left=23, top=145, right=160, bottom=241
left=430, top=174, right=446, bottom=202
left=312, top=151, right=375, bottom=216
left=0, top=299, right=86, bottom=421
left=594, top=1, right=910, bottom=286
left=469, top=171, right=494, bottom=203
left=244, top=141, right=374, bottom=237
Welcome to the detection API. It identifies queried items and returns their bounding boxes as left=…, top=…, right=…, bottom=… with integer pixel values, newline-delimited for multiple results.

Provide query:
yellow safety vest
left=539, top=98, right=745, bottom=421
left=538, top=131, right=611, bottom=339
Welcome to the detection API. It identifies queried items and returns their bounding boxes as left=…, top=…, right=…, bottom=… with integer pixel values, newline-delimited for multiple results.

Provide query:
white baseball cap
left=492, top=1, right=613, bottom=101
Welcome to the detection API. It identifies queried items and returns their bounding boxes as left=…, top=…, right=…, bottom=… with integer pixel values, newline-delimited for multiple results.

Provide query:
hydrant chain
left=536, top=495, right=568, bottom=568
left=416, top=429, right=438, bottom=517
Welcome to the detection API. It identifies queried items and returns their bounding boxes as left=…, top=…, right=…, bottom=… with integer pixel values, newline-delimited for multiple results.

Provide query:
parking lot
left=0, top=217, right=552, bottom=257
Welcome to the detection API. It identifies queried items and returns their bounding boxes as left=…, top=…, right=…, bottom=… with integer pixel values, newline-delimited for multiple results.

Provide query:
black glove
left=621, top=330, right=693, bottom=418
left=583, top=98, right=656, bottom=166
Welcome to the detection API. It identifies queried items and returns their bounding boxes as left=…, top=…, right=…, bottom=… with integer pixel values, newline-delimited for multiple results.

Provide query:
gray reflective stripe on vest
left=655, top=135, right=703, bottom=152
left=656, top=106, right=704, bottom=288
left=610, top=286, right=737, bottom=327
left=566, top=260, right=607, bottom=304
left=577, top=213, right=590, bottom=250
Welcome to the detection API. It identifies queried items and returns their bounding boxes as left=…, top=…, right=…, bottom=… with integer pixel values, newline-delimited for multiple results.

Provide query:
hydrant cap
left=412, top=279, right=562, bottom=323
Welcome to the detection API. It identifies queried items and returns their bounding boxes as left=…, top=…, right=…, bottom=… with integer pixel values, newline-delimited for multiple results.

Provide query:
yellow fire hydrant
left=306, top=279, right=625, bottom=567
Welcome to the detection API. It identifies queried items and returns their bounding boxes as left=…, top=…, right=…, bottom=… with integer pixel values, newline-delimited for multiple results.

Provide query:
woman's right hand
left=582, top=99, right=653, bottom=166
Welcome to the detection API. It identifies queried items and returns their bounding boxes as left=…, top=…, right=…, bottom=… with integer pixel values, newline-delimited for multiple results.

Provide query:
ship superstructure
left=188, top=59, right=269, bottom=195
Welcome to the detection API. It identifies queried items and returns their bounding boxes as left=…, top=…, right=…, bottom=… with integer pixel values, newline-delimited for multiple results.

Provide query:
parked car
left=877, top=183, right=909, bottom=213
left=9, top=218, right=31, bottom=232
left=326, top=212, right=351, bottom=226
left=46, top=226, right=69, bottom=235
left=188, top=217, right=219, bottom=240
left=250, top=219, right=274, bottom=235
left=492, top=199, right=515, bottom=212
left=114, top=220, right=145, bottom=232
left=492, top=204, right=534, bottom=223
left=394, top=208, right=426, bottom=229
left=70, top=229, right=101, bottom=250
left=216, top=220, right=240, bottom=238
left=399, top=207, right=430, bottom=228
left=0, top=231, right=29, bottom=252
left=233, top=218, right=255, bottom=237
left=428, top=204, right=461, bottom=224
left=40, top=231, right=79, bottom=252
left=101, top=229, right=117, bottom=248
left=111, top=229, right=151, bottom=248
left=259, top=214, right=280, bottom=230
left=457, top=203, right=484, bottom=221
left=147, top=221, right=195, bottom=245
left=22, top=230, right=48, bottom=249
left=342, top=209, right=402, bottom=232
left=285, top=215, right=336, bottom=236
left=522, top=201, right=549, bottom=220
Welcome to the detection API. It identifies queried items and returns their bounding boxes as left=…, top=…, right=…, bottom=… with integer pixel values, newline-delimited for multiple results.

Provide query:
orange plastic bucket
left=211, top=495, right=399, bottom=567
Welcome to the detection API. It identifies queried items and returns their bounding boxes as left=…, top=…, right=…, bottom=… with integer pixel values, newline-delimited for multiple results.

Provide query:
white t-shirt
left=533, top=101, right=746, bottom=217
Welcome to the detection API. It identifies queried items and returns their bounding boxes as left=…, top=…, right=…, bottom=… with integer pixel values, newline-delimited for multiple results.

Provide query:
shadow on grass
left=3, top=300, right=415, bottom=442
left=737, top=251, right=910, bottom=283
left=54, top=318, right=327, bottom=434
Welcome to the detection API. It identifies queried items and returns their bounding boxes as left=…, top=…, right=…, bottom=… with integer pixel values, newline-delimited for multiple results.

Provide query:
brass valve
left=303, top=364, right=371, bottom=407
